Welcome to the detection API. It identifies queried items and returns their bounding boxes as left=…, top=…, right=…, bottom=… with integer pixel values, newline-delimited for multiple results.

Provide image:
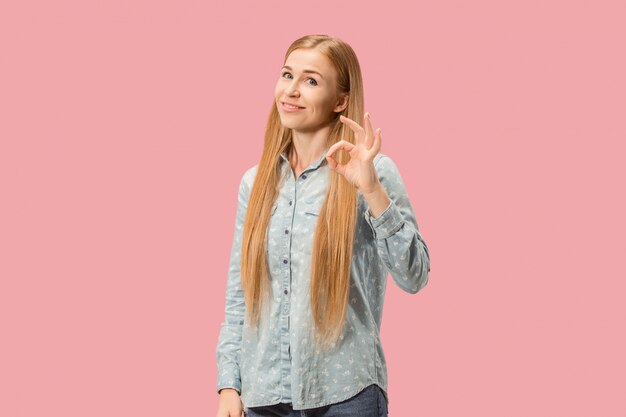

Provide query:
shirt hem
left=243, top=381, right=387, bottom=411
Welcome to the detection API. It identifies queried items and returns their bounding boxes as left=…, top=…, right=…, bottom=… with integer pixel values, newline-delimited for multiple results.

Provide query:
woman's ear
left=334, top=94, right=349, bottom=113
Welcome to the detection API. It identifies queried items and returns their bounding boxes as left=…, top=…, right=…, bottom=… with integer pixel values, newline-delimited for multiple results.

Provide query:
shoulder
left=242, top=164, right=259, bottom=185
left=373, top=153, right=401, bottom=178
left=373, top=153, right=389, bottom=167
left=237, top=164, right=259, bottom=191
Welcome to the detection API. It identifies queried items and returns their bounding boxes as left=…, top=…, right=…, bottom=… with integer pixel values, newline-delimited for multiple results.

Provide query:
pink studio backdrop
left=1, top=1, right=624, bottom=416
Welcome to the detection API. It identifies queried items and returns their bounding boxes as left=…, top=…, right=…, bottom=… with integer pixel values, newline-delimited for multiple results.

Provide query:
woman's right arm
left=215, top=168, right=253, bottom=416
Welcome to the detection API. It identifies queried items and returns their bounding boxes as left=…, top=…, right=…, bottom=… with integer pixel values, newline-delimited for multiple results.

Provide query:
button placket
left=279, top=181, right=296, bottom=401
left=264, top=151, right=332, bottom=405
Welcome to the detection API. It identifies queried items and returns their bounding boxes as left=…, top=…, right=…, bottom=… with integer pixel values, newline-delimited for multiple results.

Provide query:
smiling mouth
left=281, top=102, right=305, bottom=110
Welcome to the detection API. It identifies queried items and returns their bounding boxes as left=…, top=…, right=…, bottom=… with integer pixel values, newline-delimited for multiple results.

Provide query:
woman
left=215, top=34, right=430, bottom=417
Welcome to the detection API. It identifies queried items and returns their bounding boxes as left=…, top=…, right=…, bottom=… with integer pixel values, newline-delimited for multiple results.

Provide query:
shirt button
left=283, top=259, right=288, bottom=264
left=284, top=289, right=288, bottom=294
left=284, top=229, right=289, bottom=234
left=301, top=174, right=307, bottom=179
left=289, top=201, right=292, bottom=206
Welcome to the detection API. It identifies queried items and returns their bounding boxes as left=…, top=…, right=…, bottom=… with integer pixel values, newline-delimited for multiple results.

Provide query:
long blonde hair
left=240, top=34, right=365, bottom=350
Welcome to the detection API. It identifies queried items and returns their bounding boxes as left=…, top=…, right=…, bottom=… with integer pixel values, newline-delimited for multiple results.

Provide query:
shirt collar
left=280, top=145, right=330, bottom=171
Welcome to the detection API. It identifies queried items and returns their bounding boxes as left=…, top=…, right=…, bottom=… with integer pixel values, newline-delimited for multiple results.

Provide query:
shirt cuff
left=216, top=367, right=242, bottom=395
left=363, top=200, right=404, bottom=240
left=217, top=385, right=241, bottom=395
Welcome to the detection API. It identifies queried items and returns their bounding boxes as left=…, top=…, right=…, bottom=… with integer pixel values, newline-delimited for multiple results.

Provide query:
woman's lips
left=281, top=102, right=305, bottom=112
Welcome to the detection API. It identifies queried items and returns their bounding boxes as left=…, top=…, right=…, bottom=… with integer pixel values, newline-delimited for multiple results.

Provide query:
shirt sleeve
left=215, top=169, right=251, bottom=395
left=362, top=155, right=431, bottom=294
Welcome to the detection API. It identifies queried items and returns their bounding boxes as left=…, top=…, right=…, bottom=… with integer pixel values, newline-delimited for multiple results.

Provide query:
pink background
left=1, top=0, right=624, bottom=415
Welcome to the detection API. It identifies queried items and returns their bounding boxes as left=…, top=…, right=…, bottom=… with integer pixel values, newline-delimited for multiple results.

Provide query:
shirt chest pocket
left=296, top=200, right=322, bottom=254
left=303, top=199, right=323, bottom=217
left=267, top=203, right=278, bottom=236
left=301, top=200, right=324, bottom=234
left=266, top=203, right=278, bottom=241
left=266, top=203, right=279, bottom=260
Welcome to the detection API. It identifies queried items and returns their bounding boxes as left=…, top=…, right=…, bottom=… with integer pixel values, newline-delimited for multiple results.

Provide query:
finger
left=326, top=140, right=354, bottom=175
left=326, top=154, right=347, bottom=176
left=326, top=139, right=355, bottom=159
left=368, top=128, right=382, bottom=158
left=326, top=153, right=338, bottom=170
left=363, top=112, right=375, bottom=149
left=339, top=115, right=365, bottom=139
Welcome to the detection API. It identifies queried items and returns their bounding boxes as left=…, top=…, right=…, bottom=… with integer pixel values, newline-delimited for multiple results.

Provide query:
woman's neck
left=289, top=124, right=332, bottom=175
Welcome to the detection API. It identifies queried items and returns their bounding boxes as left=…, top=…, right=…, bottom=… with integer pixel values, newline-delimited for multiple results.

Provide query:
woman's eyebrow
left=281, top=65, right=324, bottom=79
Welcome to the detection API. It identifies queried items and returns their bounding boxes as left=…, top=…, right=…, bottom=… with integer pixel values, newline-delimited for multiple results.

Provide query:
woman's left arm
left=326, top=113, right=430, bottom=294
left=362, top=154, right=431, bottom=294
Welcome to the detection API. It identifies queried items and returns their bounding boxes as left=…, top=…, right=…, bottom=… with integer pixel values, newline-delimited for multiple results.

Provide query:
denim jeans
left=244, top=384, right=388, bottom=417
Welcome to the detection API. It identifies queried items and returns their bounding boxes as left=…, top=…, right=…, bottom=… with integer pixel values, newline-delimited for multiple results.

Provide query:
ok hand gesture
left=326, top=112, right=382, bottom=194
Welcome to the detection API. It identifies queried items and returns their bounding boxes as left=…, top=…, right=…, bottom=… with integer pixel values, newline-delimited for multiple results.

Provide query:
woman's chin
left=279, top=119, right=298, bottom=130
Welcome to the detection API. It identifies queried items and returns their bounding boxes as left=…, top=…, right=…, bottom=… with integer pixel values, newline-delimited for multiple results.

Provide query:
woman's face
left=274, top=48, right=347, bottom=133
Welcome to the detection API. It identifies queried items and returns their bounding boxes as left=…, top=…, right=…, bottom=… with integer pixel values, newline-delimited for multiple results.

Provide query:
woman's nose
left=285, top=81, right=299, bottom=96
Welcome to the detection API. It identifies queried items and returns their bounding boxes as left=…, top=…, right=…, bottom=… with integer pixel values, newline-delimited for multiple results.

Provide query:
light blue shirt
left=216, top=148, right=430, bottom=410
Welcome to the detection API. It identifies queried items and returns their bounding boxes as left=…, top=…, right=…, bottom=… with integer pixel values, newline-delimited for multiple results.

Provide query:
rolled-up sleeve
left=215, top=169, right=251, bottom=394
left=363, top=155, right=430, bottom=294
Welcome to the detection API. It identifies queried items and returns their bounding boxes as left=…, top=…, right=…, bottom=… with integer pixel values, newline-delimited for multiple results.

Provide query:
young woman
left=215, top=34, right=430, bottom=417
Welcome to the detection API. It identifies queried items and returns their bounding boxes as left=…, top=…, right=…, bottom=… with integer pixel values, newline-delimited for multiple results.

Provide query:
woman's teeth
left=283, top=102, right=304, bottom=109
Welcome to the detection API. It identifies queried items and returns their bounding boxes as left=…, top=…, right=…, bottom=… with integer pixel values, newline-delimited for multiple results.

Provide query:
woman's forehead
left=285, top=49, right=332, bottom=71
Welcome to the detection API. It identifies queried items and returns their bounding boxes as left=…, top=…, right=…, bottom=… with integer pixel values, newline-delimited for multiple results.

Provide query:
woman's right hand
left=216, top=388, right=245, bottom=417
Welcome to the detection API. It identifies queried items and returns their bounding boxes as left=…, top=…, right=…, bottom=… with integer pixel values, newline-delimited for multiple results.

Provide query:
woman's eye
left=281, top=71, right=317, bottom=86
